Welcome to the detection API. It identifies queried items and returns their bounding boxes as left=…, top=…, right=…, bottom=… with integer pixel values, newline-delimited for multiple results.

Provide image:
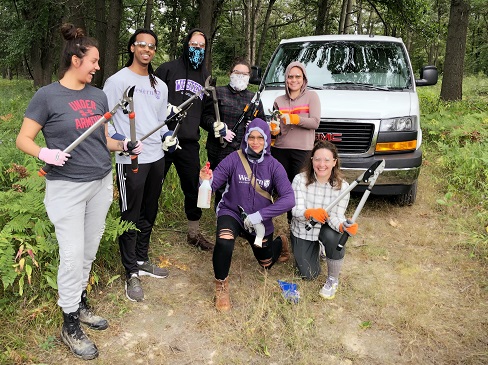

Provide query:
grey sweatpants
left=44, top=173, right=113, bottom=313
left=291, top=224, right=345, bottom=280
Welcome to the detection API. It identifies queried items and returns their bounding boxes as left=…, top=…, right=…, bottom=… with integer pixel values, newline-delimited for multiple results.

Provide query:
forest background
left=0, top=0, right=487, bottom=100
left=0, top=0, right=487, bottom=363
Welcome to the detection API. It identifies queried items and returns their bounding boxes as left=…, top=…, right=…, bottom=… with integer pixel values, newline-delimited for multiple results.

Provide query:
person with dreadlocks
left=103, top=29, right=179, bottom=302
left=155, top=29, right=217, bottom=251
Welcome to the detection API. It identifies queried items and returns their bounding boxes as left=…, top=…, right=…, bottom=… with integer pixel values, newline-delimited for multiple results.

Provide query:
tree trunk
left=339, top=0, right=347, bottom=33
left=314, top=0, right=329, bottom=35
left=243, top=0, right=251, bottom=63
left=92, top=0, right=106, bottom=87
left=144, top=0, right=154, bottom=29
left=199, top=0, right=225, bottom=74
left=356, top=0, right=363, bottom=34
left=103, top=0, right=122, bottom=83
left=440, top=0, right=470, bottom=101
left=256, top=0, right=277, bottom=67
left=344, top=0, right=354, bottom=34
left=22, top=1, right=61, bottom=87
left=65, top=0, right=86, bottom=31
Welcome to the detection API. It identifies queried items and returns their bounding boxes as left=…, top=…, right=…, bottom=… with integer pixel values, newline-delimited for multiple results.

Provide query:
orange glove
left=339, top=219, right=358, bottom=236
left=304, top=208, right=328, bottom=224
left=269, top=119, right=280, bottom=136
left=281, top=113, right=300, bottom=125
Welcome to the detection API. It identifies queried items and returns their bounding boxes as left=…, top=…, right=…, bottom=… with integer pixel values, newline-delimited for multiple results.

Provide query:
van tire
left=395, top=181, right=417, bottom=206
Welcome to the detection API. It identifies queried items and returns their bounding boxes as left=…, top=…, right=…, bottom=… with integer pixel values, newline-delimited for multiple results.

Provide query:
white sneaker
left=319, top=277, right=338, bottom=300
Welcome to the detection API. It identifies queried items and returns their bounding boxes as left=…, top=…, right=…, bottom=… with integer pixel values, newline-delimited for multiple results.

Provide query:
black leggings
left=213, top=215, right=283, bottom=280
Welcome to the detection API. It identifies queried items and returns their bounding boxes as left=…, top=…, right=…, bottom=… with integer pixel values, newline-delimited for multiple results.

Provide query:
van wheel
left=395, top=181, right=418, bottom=206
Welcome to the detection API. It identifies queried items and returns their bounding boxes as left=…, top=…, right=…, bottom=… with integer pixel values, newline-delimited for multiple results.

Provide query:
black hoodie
left=155, top=28, right=210, bottom=142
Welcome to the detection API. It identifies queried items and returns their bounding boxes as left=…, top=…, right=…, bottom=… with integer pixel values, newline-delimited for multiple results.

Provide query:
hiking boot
left=138, top=260, right=169, bottom=278
left=79, top=290, right=108, bottom=330
left=187, top=233, right=214, bottom=251
left=61, top=309, right=99, bottom=360
left=319, top=277, right=339, bottom=300
left=215, top=277, right=231, bottom=311
left=125, top=274, right=144, bottom=302
left=277, top=235, right=291, bottom=263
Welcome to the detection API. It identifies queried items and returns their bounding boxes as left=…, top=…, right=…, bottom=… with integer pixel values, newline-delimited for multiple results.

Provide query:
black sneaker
left=125, top=274, right=144, bottom=302
left=138, top=260, right=169, bottom=278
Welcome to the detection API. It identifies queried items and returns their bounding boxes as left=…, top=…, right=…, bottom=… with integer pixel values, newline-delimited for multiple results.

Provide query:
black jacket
left=155, top=28, right=210, bottom=142
left=201, top=85, right=265, bottom=168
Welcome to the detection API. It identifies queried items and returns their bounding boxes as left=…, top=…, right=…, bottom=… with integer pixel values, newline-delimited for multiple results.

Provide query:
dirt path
left=34, top=170, right=488, bottom=365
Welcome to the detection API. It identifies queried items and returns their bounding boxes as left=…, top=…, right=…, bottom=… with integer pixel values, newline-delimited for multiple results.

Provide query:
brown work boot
left=215, top=277, right=231, bottom=311
left=187, top=233, right=214, bottom=251
left=277, top=235, right=291, bottom=263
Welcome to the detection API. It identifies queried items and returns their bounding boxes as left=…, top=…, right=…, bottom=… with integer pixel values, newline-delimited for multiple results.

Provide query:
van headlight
left=380, top=116, right=417, bottom=131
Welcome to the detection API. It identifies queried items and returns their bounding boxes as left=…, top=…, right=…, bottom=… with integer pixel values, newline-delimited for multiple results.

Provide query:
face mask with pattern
left=229, top=73, right=250, bottom=92
left=188, top=47, right=205, bottom=69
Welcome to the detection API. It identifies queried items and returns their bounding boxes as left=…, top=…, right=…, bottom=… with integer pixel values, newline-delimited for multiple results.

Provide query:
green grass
left=0, top=75, right=487, bottom=363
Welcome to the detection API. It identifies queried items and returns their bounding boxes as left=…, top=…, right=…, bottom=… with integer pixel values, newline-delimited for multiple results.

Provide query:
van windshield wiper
left=264, top=81, right=286, bottom=86
left=323, top=82, right=390, bottom=91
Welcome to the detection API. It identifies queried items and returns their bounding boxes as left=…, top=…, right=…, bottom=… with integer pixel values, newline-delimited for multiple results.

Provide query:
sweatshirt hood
left=241, top=118, right=271, bottom=162
left=285, top=61, right=308, bottom=99
left=181, top=28, right=208, bottom=70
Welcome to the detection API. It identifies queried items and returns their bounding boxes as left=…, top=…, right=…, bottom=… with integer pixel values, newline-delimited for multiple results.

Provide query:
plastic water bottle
left=197, top=162, right=212, bottom=209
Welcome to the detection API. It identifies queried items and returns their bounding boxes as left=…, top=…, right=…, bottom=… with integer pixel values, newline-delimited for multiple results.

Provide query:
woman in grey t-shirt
left=16, top=23, right=139, bottom=360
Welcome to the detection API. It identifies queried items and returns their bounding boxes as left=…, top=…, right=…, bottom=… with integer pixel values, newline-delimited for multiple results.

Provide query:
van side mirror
left=416, top=65, right=438, bottom=86
left=250, top=65, right=262, bottom=85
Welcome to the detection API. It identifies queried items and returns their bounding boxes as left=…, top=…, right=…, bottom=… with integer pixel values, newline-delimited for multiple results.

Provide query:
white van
left=251, top=34, right=438, bottom=205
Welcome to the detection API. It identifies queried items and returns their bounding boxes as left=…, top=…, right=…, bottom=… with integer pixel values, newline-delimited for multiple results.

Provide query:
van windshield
left=263, top=41, right=412, bottom=90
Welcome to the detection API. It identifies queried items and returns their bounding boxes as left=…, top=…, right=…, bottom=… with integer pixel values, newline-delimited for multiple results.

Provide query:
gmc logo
left=315, top=132, right=342, bottom=142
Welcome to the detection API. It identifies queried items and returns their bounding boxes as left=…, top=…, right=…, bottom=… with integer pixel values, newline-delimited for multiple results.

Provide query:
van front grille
left=315, top=121, right=375, bottom=154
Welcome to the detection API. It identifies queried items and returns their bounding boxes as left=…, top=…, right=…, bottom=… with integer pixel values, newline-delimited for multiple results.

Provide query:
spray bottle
left=197, top=162, right=212, bottom=209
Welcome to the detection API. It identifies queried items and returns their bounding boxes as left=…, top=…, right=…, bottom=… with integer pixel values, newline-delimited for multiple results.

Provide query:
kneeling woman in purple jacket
left=199, top=117, right=295, bottom=311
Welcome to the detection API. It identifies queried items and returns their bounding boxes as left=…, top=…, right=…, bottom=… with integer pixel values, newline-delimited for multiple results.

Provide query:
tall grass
left=0, top=75, right=487, bottom=363
left=419, top=76, right=488, bottom=259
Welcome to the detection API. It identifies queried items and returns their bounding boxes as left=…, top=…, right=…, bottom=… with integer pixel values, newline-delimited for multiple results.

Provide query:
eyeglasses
left=189, top=41, right=206, bottom=48
left=248, top=136, right=264, bottom=142
left=232, top=70, right=250, bottom=76
left=133, top=41, right=156, bottom=51
left=287, top=74, right=303, bottom=80
left=312, top=157, right=336, bottom=163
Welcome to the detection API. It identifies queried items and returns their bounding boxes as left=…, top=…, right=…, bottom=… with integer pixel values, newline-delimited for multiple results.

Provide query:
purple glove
left=38, top=148, right=70, bottom=166
left=123, top=139, right=143, bottom=155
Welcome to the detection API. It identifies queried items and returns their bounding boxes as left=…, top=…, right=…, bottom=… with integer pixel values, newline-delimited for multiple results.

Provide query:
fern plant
left=0, top=160, right=133, bottom=298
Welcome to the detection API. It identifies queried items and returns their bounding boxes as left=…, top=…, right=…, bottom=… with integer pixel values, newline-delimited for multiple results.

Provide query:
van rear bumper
left=339, top=149, right=422, bottom=195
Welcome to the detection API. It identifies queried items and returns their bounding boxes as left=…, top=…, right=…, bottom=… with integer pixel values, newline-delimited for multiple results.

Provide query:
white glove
left=243, top=211, right=262, bottom=232
left=223, top=130, right=236, bottom=142
left=213, top=121, right=227, bottom=138
left=162, top=131, right=180, bottom=153
left=167, top=104, right=181, bottom=118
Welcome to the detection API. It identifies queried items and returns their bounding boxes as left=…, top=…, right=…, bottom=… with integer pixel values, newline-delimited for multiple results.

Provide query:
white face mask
left=229, top=73, right=250, bottom=91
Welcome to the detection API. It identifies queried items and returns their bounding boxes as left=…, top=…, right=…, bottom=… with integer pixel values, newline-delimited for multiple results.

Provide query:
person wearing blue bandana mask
left=188, top=46, right=205, bottom=69
left=155, top=29, right=215, bottom=251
